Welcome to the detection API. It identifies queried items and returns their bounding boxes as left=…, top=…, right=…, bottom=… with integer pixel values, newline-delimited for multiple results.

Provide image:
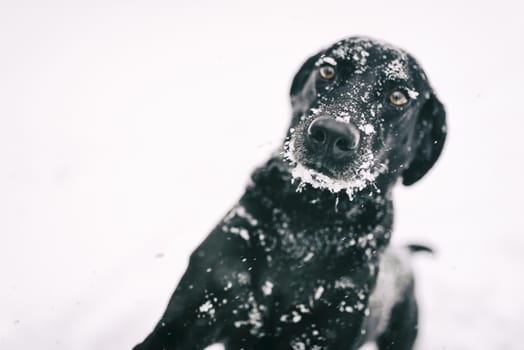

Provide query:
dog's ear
left=402, top=92, right=447, bottom=186
left=289, top=51, right=323, bottom=99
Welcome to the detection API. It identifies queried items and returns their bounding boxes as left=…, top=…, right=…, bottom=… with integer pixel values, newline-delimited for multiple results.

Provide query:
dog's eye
left=319, top=65, right=336, bottom=80
left=389, top=90, right=409, bottom=106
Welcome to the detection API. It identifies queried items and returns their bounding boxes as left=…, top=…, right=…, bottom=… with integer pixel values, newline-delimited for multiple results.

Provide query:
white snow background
left=1, top=0, right=523, bottom=349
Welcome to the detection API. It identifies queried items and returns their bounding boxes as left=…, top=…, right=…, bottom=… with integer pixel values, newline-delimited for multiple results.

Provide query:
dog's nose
left=307, top=116, right=360, bottom=158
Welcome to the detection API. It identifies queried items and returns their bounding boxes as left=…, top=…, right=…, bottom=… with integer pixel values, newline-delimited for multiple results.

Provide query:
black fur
left=406, top=244, right=434, bottom=255
left=133, top=36, right=446, bottom=350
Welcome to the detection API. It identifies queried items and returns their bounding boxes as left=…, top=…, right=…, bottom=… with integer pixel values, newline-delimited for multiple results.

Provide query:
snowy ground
left=1, top=1, right=523, bottom=349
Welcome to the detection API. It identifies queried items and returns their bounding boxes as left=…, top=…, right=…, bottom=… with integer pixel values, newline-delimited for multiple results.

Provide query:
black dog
left=134, top=36, right=446, bottom=350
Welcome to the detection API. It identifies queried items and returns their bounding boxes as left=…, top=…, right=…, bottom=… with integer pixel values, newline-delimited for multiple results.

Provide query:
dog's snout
left=307, top=116, right=360, bottom=158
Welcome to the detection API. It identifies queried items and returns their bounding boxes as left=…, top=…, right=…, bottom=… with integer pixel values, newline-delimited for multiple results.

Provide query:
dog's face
left=283, top=37, right=446, bottom=196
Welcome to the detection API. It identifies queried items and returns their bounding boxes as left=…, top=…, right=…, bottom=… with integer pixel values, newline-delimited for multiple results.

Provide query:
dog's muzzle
left=306, top=116, right=360, bottom=161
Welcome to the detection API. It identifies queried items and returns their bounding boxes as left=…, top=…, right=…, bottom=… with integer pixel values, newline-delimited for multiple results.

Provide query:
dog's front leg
left=270, top=270, right=375, bottom=350
left=134, top=228, right=255, bottom=350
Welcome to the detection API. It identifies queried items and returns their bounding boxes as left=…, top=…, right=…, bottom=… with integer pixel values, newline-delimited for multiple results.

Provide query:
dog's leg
left=132, top=267, right=220, bottom=350
left=270, top=304, right=368, bottom=350
left=375, top=281, right=418, bottom=350
left=133, top=229, right=256, bottom=350
left=266, top=273, right=374, bottom=350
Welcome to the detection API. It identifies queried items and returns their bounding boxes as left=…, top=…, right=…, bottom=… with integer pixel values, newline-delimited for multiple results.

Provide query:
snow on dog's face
left=283, top=37, right=447, bottom=197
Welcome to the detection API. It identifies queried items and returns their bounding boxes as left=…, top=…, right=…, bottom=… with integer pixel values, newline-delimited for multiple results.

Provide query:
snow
left=232, top=293, right=263, bottom=335
left=199, top=301, right=214, bottom=313
left=361, top=123, right=376, bottom=135
left=1, top=1, right=524, bottom=350
left=384, top=58, right=409, bottom=80
left=314, top=286, right=325, bottom=300
left=406, top=88, right=419, bottom=100
left=334, top=276, right=355, bottom=289
left=225, top=205, right=259, bottom=226
left=237, top=272, right=251, bottom=285
left=317, top=56, right=338, bottom=66
left=291, top=340, right=306, bottom=350
left=280, top=310, right=303, bottom=323
left=261, top=280, right=273, bottom=296
left=224, top=281, right=233, bottom=291
left=227, top=226, right=250, bottom=241
left=303, top=251, right=315, bottom=262
left=285, top=138, right=381, bottom=198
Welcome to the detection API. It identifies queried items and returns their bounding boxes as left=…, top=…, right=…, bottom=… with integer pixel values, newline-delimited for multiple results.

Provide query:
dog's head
left=283, top=37, right=446, bottom=197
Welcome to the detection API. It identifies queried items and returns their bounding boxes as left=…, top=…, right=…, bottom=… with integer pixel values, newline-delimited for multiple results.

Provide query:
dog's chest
left=261, top=204, right=390, bottom=266
left=216, top=194, right=395, bottom=343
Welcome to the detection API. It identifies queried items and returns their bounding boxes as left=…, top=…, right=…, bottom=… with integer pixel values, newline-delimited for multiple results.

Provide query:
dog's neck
left=243, top=156, right=394, bottom=225
left=238, top=157, right=394, bottom=266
